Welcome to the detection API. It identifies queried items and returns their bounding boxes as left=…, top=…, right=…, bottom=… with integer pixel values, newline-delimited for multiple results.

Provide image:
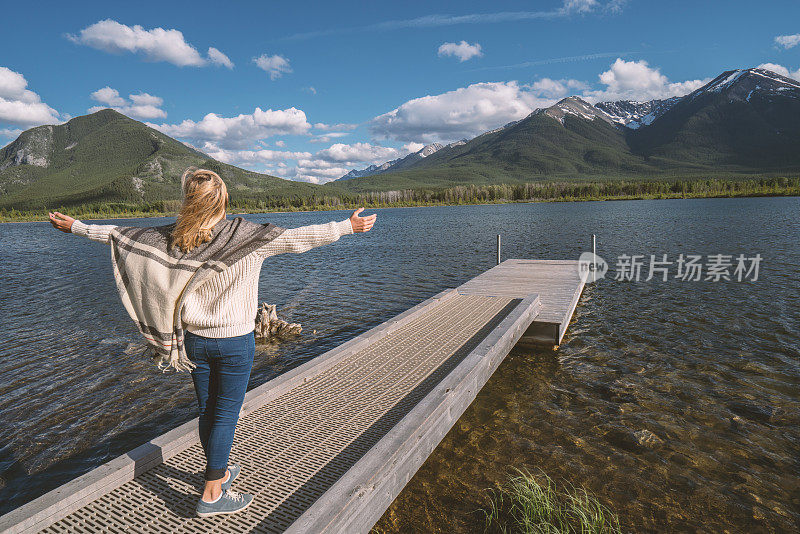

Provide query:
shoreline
left=3, top=190, right=799, bottom=224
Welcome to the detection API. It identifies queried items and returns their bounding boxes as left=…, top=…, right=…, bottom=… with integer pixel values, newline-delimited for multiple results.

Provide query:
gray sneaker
left=196, top=489, right=253, bottom=517
left=221, top=464, right=241, bottom=492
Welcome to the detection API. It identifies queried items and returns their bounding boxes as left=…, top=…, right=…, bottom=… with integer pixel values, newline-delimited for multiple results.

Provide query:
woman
left=48, top=167, right=376, bottom=517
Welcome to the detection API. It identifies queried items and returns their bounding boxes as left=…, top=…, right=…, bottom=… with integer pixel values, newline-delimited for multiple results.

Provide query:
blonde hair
left=171, top=167, right=229, bottom=253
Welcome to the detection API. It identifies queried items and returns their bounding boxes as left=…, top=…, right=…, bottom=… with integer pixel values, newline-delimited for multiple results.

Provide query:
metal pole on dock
left=497, top=234, right=501, bottom=265
left=592, top=234, right=596, bottom=283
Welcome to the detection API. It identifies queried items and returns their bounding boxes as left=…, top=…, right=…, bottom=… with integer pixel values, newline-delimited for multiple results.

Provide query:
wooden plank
left=558, top=275, right=586, bottom=343
left=456, top=259, right=585, bottom=344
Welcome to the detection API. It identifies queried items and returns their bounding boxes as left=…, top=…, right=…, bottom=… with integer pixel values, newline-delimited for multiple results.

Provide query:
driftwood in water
left=255, top=302, right=302, bottom=341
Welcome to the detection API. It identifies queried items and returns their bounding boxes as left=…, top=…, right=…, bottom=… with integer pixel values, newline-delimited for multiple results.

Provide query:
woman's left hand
left=49, top=211, right=75, bottom=233
left=349, top=208, right=376, bottom=233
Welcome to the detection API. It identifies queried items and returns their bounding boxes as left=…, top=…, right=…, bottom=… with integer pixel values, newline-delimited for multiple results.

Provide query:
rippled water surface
left=1, top=199, right=799, bottom=532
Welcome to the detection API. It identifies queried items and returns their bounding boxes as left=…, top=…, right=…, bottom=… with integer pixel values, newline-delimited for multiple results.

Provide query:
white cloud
left=201, top=141, right=310, bottom=166
left=310, top=132, right=351, bottom=143
left=90, top=86, right=125, bottom=106
left=584, top=58, right=710, bottom=102
left=598, top=58, right=668, bottom=94
left=758, top=62, right=800, bottom=81
left=67, top=20, right=232, bottom=68
left=129, top=92, right=163, bottom=107
left=283, top=1, right=617, bottom=41
left=302, top=86, right=317, bottom=95
left=474, top=51, right=631, bottom=72
left=369, top=58, right=710, bottom=142
left=208, top=47, right=234, bottom=68
left=314, top=122, right=358, bottom=131
left=292, top=168, right=346, bottom=184
left=274, top=140, right=286, bottom=147
left=148, top=106, right=312, bottom=149
left=287, top=141, right=422, bottom=183
left=370, top=80, right=554, bottom=142
left=310, top=122, right=358, bottom=143
left=88, top=86, right=167, bottom=119
left=0, top=68, right=28, bottom=100
left=254, top=54, right=292, bottom=80
left=403, top=142, right=425, bottom=153
left=775, top=34, right=800, bottom=50
left=604, top=0, right=627, bottom=14
left=438, top=41, right=483, bottom=62
left=563, top=0, right=599, bottom=13
left=0, top=127, right=23, bottom=140
left=315, top=142, right=404, bottom=163
left=0, top=66, right=60, bottom=127
left=289, top=159, right=351, bottom=183
left=529, top=77, right=590, bottom=98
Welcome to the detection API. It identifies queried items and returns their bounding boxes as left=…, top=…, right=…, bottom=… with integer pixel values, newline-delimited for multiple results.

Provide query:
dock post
left=592, top=234, right=596, bottom=282
left=497, top=234, right=501, bottom=265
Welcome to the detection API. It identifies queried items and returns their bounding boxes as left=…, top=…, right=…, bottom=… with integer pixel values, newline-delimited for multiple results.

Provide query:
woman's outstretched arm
left=256, top=208, right=376, bottom=258
left=49, top=211, right=116, bottom=245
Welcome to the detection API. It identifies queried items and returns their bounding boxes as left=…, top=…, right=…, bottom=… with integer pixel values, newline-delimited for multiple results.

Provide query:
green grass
left=481, top=468, right=621, bottom=534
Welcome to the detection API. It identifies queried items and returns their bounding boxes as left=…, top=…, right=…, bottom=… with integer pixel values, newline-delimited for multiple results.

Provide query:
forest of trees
left=2, top=177, right=799, bottom=222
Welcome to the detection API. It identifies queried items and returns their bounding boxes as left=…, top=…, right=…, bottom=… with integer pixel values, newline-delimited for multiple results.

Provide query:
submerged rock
left=634, top=429, right=664, bottom=448
left=254, top=302, right=301, bottom=341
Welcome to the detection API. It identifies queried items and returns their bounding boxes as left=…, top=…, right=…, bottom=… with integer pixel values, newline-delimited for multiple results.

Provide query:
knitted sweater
left=72, top=218, right=354, bottom=338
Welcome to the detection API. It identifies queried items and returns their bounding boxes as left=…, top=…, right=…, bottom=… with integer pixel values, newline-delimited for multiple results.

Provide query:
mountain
left=537, top=96, right=614, bottom=125
left=335, top=98, right=675, bottom=184
left=329, top=68, right=800, bottom=192
left=0, top=109, right=322, bottom=210
left=326, top=96, right=657, bottom=192
left=337, top=142, right=446, bottom=180
left=3, top=68, right=799, bottom=210
left=595, top=97, right=680, bottom=129
left=626, top=68, right=800, bottom=168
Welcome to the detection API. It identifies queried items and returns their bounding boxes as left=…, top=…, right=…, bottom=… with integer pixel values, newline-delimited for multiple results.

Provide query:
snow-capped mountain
left=338, top=161, right=398, bottom=180
left=595, top=68, right=800, bottom=129
left=336, top=67, right=800, bottom=183
left=537, top=96, right=614, bottom=125
left=337, top=142, right=446, bottom=180
left=595, top=98, right=680, bottom=129
left=417, top=142, right=444, bottom=157
left=688, top=67, right=800, bottom=101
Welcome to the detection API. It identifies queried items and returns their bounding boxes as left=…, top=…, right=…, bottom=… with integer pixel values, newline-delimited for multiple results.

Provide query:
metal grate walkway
left=38, top=293, right=522, bottom=533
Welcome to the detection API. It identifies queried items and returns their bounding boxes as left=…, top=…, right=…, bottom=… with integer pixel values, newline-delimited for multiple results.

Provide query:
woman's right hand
left=349, top=208, right=376, bottom=233
left=49, top=211, right=75, bottom=233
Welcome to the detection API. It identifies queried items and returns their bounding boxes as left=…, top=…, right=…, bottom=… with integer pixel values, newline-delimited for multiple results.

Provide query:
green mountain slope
left=0, top=109, right=322, bottom=210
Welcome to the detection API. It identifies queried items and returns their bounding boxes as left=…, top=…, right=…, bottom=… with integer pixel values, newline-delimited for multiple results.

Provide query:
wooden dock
left=0, top=259, right=585, bottom=534
left=459, top=259, right=587, bottom=346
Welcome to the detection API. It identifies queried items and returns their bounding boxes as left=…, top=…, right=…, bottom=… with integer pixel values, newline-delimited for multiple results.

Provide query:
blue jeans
left=183, top=330, right=255, bottom=481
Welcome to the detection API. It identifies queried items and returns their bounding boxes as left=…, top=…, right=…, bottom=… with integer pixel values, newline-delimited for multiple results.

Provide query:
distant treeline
left=3, top=177, right=799, bottom=222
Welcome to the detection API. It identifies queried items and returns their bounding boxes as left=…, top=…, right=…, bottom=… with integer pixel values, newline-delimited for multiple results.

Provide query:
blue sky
left=1, top=0, right=799, bottom=182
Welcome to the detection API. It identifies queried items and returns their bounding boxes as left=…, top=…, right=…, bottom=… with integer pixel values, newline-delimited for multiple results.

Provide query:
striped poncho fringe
left=108, top=217, right=286, bottom=372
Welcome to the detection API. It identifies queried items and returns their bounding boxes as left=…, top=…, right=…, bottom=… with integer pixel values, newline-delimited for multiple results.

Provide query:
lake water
left=1, top=198, right=798, bottom=532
